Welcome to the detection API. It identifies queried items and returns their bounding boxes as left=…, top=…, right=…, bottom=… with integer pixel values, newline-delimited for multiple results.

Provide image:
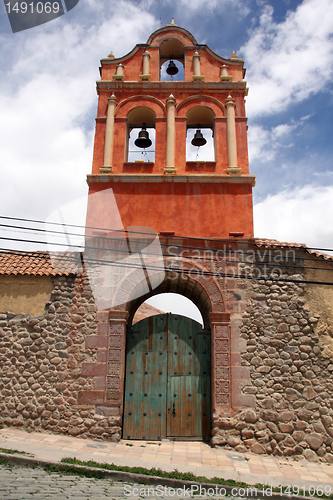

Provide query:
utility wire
left=1, top=247, right=333, bottom=287
left=0, top=217, right=332, bottom=267
left=0, top=224, right=333, bottom=274
left=2, top=214, right=333, bottom=253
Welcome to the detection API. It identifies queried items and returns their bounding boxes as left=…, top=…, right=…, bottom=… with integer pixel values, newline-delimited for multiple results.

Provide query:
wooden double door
left=123, top=314, right=210, bottom=440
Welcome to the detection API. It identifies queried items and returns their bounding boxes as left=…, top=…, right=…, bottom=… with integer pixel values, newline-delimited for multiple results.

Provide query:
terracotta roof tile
left=253, top=238, right=333, bottom=261
left=0, top=251, right=81, bottom=276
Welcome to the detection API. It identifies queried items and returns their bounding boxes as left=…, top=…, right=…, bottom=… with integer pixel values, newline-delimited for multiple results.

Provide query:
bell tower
left=80, top=22, right=257, bottom=436
left=86, top=21, right=255, bottom=239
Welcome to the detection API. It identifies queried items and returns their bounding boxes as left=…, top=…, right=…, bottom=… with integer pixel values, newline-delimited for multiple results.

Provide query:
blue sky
left=0, top=1, right=333, bottom=269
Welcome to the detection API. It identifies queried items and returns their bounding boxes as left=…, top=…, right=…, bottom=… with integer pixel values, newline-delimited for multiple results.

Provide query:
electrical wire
left=0, top=229, right=323, bottom=269
left=1, top=246, right=333, bottom=287
left=2, top=230, right=333, bottom=274
left=0, top=216, right=333, bottom=286
left=0, top=217, right=332, bottom=266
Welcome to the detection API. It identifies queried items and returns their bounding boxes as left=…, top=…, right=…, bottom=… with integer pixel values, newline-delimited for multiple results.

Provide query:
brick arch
left=110, top=257, right=225, bottom=329
left=176, top=95, right=225, bottom=117
left=115, top=96, right=166, bottom=118
left=147, top=27, right=198, bottom=47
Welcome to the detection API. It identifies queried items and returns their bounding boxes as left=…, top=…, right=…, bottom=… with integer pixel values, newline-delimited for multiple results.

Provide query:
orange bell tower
left=86, top=20, right=255, bottom=239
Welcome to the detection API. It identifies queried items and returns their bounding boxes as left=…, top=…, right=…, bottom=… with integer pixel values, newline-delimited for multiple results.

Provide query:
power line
left=1, top=227, right=333, bottom=276
left=1, top=247, right=333, bottom=287
left=0, top=217, right=332, bottom=268
left=1, top=214, right=333, bottom=254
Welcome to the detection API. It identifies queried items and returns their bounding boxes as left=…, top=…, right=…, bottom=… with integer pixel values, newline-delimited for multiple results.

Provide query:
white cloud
left=248, top=121, right=297, bottom=162
left=242, top=0, right=333, bottom=117
left=254, top=184, right=333, bottom=250
left=0, top=1, right=157, bottom=228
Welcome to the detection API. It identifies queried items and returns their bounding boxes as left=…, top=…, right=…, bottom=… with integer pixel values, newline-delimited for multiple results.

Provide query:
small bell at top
left=135, top=125, right=152, bottom=149
left=191, top=129, right=207, bottom=147
left=166, top=60, right=178, bottom=76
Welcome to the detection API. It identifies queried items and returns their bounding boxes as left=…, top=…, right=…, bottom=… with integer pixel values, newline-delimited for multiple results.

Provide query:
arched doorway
left=123, top=313, right=210, bottom=441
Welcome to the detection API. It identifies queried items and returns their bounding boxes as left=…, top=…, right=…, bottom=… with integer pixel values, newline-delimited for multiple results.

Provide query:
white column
left=220, top=65, right=232, bottom=81
left=101, top=93, right=117, bottom=173
left=164, top=94, right=177, bottom=173
left=226, top=95, right=241, bottom=174
left=141, top=51, right=150, bottom=78
left=139, top=51, right=151, bottom=80
left=112, top=64, right=125, bottom=80
left=193, top=51, right=204, bottom=81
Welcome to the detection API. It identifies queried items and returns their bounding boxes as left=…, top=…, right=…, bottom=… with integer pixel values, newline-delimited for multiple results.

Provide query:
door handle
left=172, top=402, right=176, bottom=416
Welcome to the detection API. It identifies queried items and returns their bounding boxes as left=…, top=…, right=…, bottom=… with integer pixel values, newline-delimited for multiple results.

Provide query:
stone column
left=112, top=64, right=125, bottom=80
left=226, top=95, right=241, bottom=174
left=193, top=51, right=204, bottom=81
left=101, top=94, right=117, bottom=173
left=140, top=51, right=151, bottom=80
left=220, top=65, right=232, bottom=81
left=210, top=312, right=232, bottom=414
left=164, top=94, right=177, bottom=174
left=107, top=309, right=129, bottom=416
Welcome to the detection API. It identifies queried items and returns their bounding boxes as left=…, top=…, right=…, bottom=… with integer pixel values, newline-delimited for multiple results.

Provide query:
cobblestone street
left=0, top=463, right=224, bottom=500
left=0, top=462, right=127, bottom=499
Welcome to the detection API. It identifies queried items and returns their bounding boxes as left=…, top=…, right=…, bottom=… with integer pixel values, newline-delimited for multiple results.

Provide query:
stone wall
left=1, top=246, right=333, bottom=461
left=212, top=249, right=333, bottom=463
left=0, top=274, right=121, bottom=441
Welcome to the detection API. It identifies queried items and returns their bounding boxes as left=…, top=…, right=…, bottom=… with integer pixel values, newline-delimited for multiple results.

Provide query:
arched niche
left=186, top=106, right=216, bottom=162
left=126, top=106, right=156, bottom=163
left=159, top=38, right=184, bottom=81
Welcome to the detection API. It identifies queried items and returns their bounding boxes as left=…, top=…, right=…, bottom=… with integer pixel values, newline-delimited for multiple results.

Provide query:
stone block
left=77, top=391, right=104, bottom=405
left=81, top=362, right=107, bottom=377
left=86, top=336, right=108, bottom=349
left=305, top=433, right=324, bottom=450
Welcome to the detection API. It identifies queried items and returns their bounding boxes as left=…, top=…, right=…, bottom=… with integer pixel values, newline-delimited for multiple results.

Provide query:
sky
left=0, top=0, right=333, bottom=320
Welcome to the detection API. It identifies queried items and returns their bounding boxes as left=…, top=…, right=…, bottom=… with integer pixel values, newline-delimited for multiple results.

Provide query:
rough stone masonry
left=0, top=244, right=333, bottom=462
left=211, top=245, right=333, bottom=463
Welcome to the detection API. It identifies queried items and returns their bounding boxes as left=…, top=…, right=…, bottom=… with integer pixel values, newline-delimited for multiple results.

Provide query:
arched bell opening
left=126, top=107, right=156, bottom=163
left=160, top=59, right=184, bottom=81
left=159, top=38, right=184, bottom=81
left=186, top=106, right=215, bottom=162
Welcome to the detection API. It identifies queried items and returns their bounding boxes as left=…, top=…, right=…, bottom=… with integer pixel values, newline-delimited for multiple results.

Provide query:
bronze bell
left=191, top=129, right=207, bottom=147
left=135, top=125, right=152, bottom=149
left=166, top=60, right=178, bottom=76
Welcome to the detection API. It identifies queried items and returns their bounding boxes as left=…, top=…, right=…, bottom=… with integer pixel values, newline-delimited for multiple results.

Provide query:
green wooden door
left=123, top=314, right=210, bottom=440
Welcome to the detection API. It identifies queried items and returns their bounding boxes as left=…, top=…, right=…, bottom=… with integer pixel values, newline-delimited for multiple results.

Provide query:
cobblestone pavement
left=0, top=463, right=231, bottom=500
left=0, top=462, right=122, bottom=499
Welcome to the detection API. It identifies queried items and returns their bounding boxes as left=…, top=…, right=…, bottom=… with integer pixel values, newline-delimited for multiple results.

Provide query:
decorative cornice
left=87, top=173, right=256, bottom=186
left=96, top=81, right=247, bottom=93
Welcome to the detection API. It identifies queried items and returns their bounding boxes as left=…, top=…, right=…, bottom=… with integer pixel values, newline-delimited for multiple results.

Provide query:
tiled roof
left=254, top=238, right=333, bottom=261
left=1, top=238, right=332, bottom=277
left=0, top=251, right=81, bottom=276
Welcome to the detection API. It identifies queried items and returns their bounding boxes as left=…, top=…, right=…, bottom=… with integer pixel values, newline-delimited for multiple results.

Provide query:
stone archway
left=77, top=252, right=253, bottom=442
left=103, top=262, right=232, bottom=436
